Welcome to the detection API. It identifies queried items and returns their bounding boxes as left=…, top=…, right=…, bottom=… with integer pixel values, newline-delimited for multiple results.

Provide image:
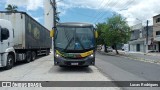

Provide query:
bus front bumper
left=54, top=57, right=95, bottom=66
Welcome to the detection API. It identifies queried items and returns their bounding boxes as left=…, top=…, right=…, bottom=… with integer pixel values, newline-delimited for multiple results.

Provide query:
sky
left=0, top=0, right=160, bottom=26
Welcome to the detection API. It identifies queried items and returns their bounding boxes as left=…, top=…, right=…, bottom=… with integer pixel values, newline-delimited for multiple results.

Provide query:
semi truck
left=50, top=22, right=98, bottom=67
left=0, top=11, right=51, bottom=69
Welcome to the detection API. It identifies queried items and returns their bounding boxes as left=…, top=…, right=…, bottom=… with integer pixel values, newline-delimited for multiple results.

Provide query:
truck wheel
left=31, top=51, right=36, bottom=61
left=25, top=51, right=31, bottom=63
left=5, top=54, right=14, bottom=70
left=45, top=50, right=49, bottom=56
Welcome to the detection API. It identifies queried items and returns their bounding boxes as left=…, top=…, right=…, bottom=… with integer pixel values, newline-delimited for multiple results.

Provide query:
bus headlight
left=89, top=54, right=94, bottom=58
left=55, top=53, right=61, bottom=58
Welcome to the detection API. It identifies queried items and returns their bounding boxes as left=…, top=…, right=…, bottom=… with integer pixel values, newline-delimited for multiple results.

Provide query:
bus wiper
left=63, top=37, right=74, bottom=52
left=76, top=37, right=85, bottom=50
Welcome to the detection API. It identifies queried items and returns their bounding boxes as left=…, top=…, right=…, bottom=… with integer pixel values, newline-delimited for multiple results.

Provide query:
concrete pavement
left=0, top=53, right=120, bottom=90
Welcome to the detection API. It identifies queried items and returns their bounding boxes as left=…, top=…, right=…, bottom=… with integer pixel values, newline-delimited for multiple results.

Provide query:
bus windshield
left=55, top=27, right=95, bottom=52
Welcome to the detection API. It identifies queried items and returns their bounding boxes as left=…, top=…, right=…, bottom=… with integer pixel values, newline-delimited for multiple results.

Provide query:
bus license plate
left=71, top=63, right=79, bottom=66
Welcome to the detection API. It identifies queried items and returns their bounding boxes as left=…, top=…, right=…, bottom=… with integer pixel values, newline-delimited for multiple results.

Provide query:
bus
left=50, top=22, right=98, bottom=67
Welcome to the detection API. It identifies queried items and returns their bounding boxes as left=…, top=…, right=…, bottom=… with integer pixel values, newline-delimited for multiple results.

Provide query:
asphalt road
left=1, top=51, right=160, bottom=90
left=0, top=52, right=119, bottom=90
left=96, top=52, right=160, bottom=90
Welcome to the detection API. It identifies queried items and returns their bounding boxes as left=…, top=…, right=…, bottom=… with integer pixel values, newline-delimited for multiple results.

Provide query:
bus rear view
left=53, top=22, right=97, bottom=67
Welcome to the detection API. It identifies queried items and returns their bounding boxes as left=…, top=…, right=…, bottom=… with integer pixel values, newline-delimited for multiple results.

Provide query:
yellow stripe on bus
left=56, top=50, right=64, bottom=57
left=56, top=50, right=93, bottom=58
left=80, top=50, right=93, bottom=57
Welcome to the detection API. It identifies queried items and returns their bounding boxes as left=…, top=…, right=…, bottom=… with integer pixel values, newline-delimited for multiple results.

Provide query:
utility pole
left=50, top=0, right=56, bottom=29
left=50, top=0, right=56, bottom=51
left=146, top=20, right=149, bottom=53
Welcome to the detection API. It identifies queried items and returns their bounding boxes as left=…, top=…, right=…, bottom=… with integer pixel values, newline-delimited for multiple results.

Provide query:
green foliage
left=96, top=23, right=106, bottom=45
left=96, top=14, right=131, bottom=54
left=5, top=4, right=18, bottom=12
left=105, top=14, right=130, bottom=45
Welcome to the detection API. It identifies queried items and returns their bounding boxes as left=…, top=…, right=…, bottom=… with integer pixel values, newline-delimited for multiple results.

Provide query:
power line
left=119, top=0, right=135, bottom=10
left=87, top=0, right=106, bottom=21
left=69, top=9, right=96, bottom=18
left=92, top=0, right=125, bottom=23
left=92, top=0, right=120, bottom=23
left=93, top=0, right=136, bottom=24
left=90, top=0, right=112, bottom=22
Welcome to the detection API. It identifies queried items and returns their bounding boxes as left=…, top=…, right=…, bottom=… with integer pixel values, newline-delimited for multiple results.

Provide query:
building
left=153, top=14, right=160, bottom=52
left=44, top=0, right=54, bottom=30
left=129, top=23, right=154, bottom=53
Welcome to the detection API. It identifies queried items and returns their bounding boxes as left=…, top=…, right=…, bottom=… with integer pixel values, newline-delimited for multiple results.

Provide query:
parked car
left=107, top=47, right=113, bottom=52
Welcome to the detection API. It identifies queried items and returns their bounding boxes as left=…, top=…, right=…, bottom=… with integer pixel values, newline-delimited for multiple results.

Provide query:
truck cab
left=0, top=19, right=15, bottom=69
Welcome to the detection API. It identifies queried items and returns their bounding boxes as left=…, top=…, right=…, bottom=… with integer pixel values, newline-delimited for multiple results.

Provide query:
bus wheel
left=25, top=51, right=31, bottom=63
left=82, top=65, right=89, bottom=67
left=5, top=54, right=14, bottom=70
left=31, top=51, right=36, bottom=61
left=59, top=65, right=66, bottom=67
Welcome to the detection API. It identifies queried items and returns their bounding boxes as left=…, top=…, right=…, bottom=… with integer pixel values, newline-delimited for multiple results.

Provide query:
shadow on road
left=49, top=66, right=93, bottom=73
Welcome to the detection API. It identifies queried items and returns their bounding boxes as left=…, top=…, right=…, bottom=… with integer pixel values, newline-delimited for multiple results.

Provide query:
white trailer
left=0, top=11, right=51, bottom=69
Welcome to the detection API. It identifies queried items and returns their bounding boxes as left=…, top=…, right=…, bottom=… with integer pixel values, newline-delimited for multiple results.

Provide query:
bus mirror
left=95, top=31, right=98, bottom=38
left=50, top=29, right=54, bottom=37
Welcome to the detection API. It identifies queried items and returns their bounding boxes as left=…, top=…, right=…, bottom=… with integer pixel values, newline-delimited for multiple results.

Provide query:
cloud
left=57, top=0, right=160, bottom=26
left=117, top=0, right=160, bottom=26
left=3, top=0, right=160, bottom=26
left=6, top=0, right=43, bottom=11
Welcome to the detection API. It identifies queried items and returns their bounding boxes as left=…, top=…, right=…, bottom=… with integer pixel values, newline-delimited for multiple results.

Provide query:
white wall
left=130, top=44, right=136, bottom=52
left=44, top=0, right=54, bottom=30
left=140, top=44, right=144, bottom=52
left=130, top=43, right=145, bottom=52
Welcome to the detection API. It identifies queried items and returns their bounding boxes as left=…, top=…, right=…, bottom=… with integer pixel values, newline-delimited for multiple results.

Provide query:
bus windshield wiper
left=63, top=37, right=74, bottom=52
left=75, top=37, right=85, bottom=50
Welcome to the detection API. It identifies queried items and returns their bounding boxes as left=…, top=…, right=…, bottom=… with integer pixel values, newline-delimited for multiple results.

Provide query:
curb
left=97, top=51, right=160, bottom=65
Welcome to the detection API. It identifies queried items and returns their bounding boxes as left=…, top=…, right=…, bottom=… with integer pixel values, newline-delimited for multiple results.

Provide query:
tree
left=96, top=23, right=109, bottom=52
left=96, top=23, right=106, bottom=45
left=104, top=14, right=130, bottom=54
left=5, top=4, right=18, bottom=12
left=96, top=14, right=130, bottom=54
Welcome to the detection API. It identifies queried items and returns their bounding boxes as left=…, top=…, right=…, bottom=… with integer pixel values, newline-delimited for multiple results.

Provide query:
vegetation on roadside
left=96, top=14, right=131, bottom=54
left=5, top=4, right=18, bottom=12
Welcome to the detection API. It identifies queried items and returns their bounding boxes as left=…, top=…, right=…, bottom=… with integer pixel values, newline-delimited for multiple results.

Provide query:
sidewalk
left=98, top=49, right=160, bottom=64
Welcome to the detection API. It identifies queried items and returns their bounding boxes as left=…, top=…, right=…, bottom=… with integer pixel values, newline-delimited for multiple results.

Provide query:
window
left=156, top=31, right=160, bottom=36
left=1, top=28, right=9, bottom=41
left=156, top=18, right=160, bottom=23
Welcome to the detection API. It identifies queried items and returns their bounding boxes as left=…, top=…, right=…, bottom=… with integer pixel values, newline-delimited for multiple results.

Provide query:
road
left=96, top=52, right=160, bottom=90
left=0, top=52, right=119, bottom=90
left=0, top=51, right=160, bottom=90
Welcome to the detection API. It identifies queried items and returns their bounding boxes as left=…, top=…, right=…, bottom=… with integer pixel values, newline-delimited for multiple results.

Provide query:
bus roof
left=57, top=22, right=93, bottom=27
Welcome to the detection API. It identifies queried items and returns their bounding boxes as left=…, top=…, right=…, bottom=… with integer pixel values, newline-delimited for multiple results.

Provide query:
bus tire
left=82, top=65, right=89, bottom=67
left=59, top=65, right=66, bottom=67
